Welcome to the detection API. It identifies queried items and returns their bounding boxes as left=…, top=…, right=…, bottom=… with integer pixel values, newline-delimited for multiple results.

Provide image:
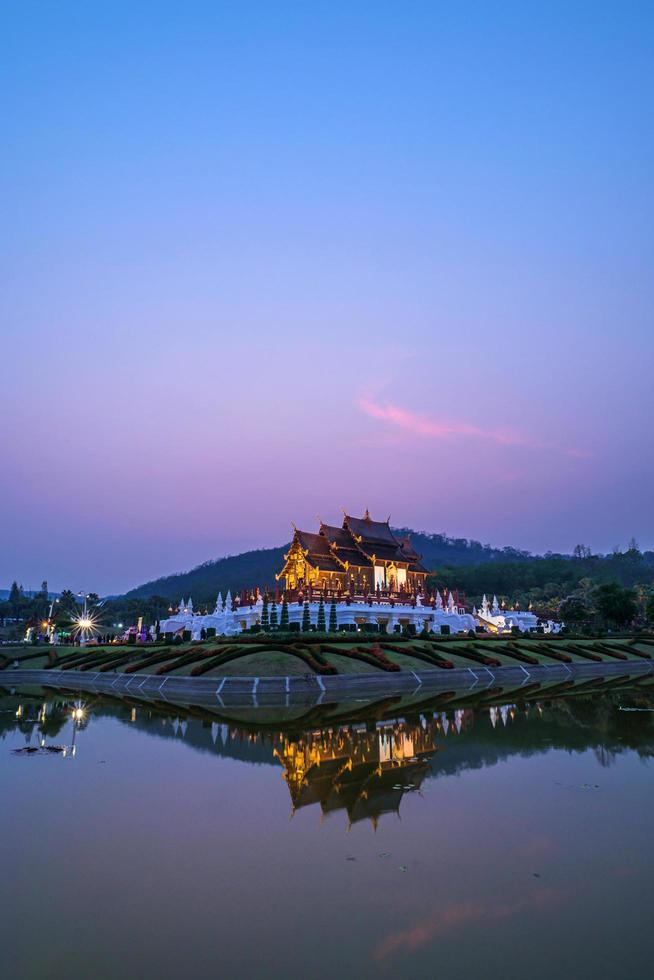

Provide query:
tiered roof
left=293, top=529, right=344, bottom=572
left=286, top=753, right=433, bottom=826
left=342, top=511, right=430, bottom=573
left=286, top=510, right=429, bottom=576
left=319, top=523, right=372, bottom=569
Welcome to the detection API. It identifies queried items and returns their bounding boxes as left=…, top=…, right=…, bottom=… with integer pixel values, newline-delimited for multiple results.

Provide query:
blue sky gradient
left=2, top=1, right=653, bottom=591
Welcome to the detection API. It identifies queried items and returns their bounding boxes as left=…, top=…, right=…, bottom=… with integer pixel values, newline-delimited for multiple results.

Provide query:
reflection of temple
left=274, top=723, right=439, bottom=828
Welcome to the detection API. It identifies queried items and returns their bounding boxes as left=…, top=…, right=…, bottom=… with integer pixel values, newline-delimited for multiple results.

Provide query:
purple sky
left=2, top=2, right=653, bottom=593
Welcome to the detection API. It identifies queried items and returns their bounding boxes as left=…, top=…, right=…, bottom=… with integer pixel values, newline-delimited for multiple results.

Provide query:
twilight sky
left=2, top=1, right=653, bottom=594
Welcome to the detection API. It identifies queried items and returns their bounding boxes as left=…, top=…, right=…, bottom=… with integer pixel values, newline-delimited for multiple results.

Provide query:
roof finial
left=364, top=507, right=370, bottom=520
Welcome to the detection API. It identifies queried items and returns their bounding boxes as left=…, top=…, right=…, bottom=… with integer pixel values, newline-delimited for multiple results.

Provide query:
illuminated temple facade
left=279, top=511, right=429, bottom=595
left=155, top=509, right=562, bottom=637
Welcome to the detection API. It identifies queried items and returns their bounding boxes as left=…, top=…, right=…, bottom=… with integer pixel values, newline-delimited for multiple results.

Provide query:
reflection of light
left=71, top=701, right=87, bottom=724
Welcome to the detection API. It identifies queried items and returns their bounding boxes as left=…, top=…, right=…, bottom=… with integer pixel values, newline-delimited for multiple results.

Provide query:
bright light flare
left=71, top=701, right=87, bottom=724
left=70, top=604, right=101, bottom=640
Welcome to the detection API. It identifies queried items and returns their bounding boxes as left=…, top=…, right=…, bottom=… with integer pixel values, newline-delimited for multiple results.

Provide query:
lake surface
left=1, top=681, right=653, bottom=979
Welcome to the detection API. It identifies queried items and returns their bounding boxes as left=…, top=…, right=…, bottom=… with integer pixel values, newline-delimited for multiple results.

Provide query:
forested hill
left=124, top=532, right=519, bottom=602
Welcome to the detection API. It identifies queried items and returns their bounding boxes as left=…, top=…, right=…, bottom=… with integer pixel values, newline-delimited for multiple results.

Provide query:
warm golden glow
left=71, top=701, right=87, bottom=724
left=71, top=604, right=100, bottom=640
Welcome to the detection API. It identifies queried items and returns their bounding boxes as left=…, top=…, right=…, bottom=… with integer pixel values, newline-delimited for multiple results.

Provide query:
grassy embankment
left=1, top=634, right=653, bottom=678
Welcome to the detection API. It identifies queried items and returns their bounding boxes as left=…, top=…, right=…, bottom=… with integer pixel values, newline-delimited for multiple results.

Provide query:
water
left=1, top=681, right=653, bottom=979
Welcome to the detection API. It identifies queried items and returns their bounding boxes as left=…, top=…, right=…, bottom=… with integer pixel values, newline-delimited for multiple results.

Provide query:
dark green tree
left=301, top=598, right=311, bottom=632
left=280, top=597, right=289, bottom=631
left=329, top=597, right=338, bottom=632
left=261, top=596, right=269, bottom=631
left=8, top=581, right=22, bottom=618
left=270, top=600, right=278, bottom=629
left=645, top=591, right=654, bottom=625
left=558, top=594, right=591, bottom=630
left=58, top=589, right=77, bottom=612
left=594, top=583, right=637, bottom=628
left=316, top=597, right=326, bottom=632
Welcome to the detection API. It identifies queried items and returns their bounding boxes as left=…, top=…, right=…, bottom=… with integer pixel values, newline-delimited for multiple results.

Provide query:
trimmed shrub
left=320, top=642, right=400, bottom=672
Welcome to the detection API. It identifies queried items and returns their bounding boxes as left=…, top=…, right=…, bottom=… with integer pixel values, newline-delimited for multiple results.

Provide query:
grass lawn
left=205, top=651, right=316, bottom=677
left=3, top=635, right=653, bottom=677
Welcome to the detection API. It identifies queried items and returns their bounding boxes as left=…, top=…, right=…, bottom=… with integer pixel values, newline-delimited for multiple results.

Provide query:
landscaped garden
left=2, top=633, right=653, bottom=678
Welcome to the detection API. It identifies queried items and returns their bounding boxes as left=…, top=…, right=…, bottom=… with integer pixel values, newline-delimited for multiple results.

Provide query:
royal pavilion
left=156, top=510, right=561, bottom=638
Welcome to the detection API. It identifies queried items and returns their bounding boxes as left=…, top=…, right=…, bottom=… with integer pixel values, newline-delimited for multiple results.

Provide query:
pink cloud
left=358, top=397, right=589, bottom=458
left=374, top=888, right=562, bottom=962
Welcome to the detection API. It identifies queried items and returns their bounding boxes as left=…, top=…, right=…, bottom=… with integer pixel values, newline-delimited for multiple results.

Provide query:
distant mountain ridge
left=124, top=531, right=531, bottom=602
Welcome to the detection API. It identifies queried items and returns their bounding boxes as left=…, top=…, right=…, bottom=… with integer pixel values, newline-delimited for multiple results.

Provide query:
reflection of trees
left=593, top=745, right=616, bottom=768
left=0, top=697, right=84, bottom=743
left=2, top=684, right=653, bottom=795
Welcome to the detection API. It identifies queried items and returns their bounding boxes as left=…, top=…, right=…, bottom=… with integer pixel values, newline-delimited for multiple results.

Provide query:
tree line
left=3, top=540, right=654, bottom=637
